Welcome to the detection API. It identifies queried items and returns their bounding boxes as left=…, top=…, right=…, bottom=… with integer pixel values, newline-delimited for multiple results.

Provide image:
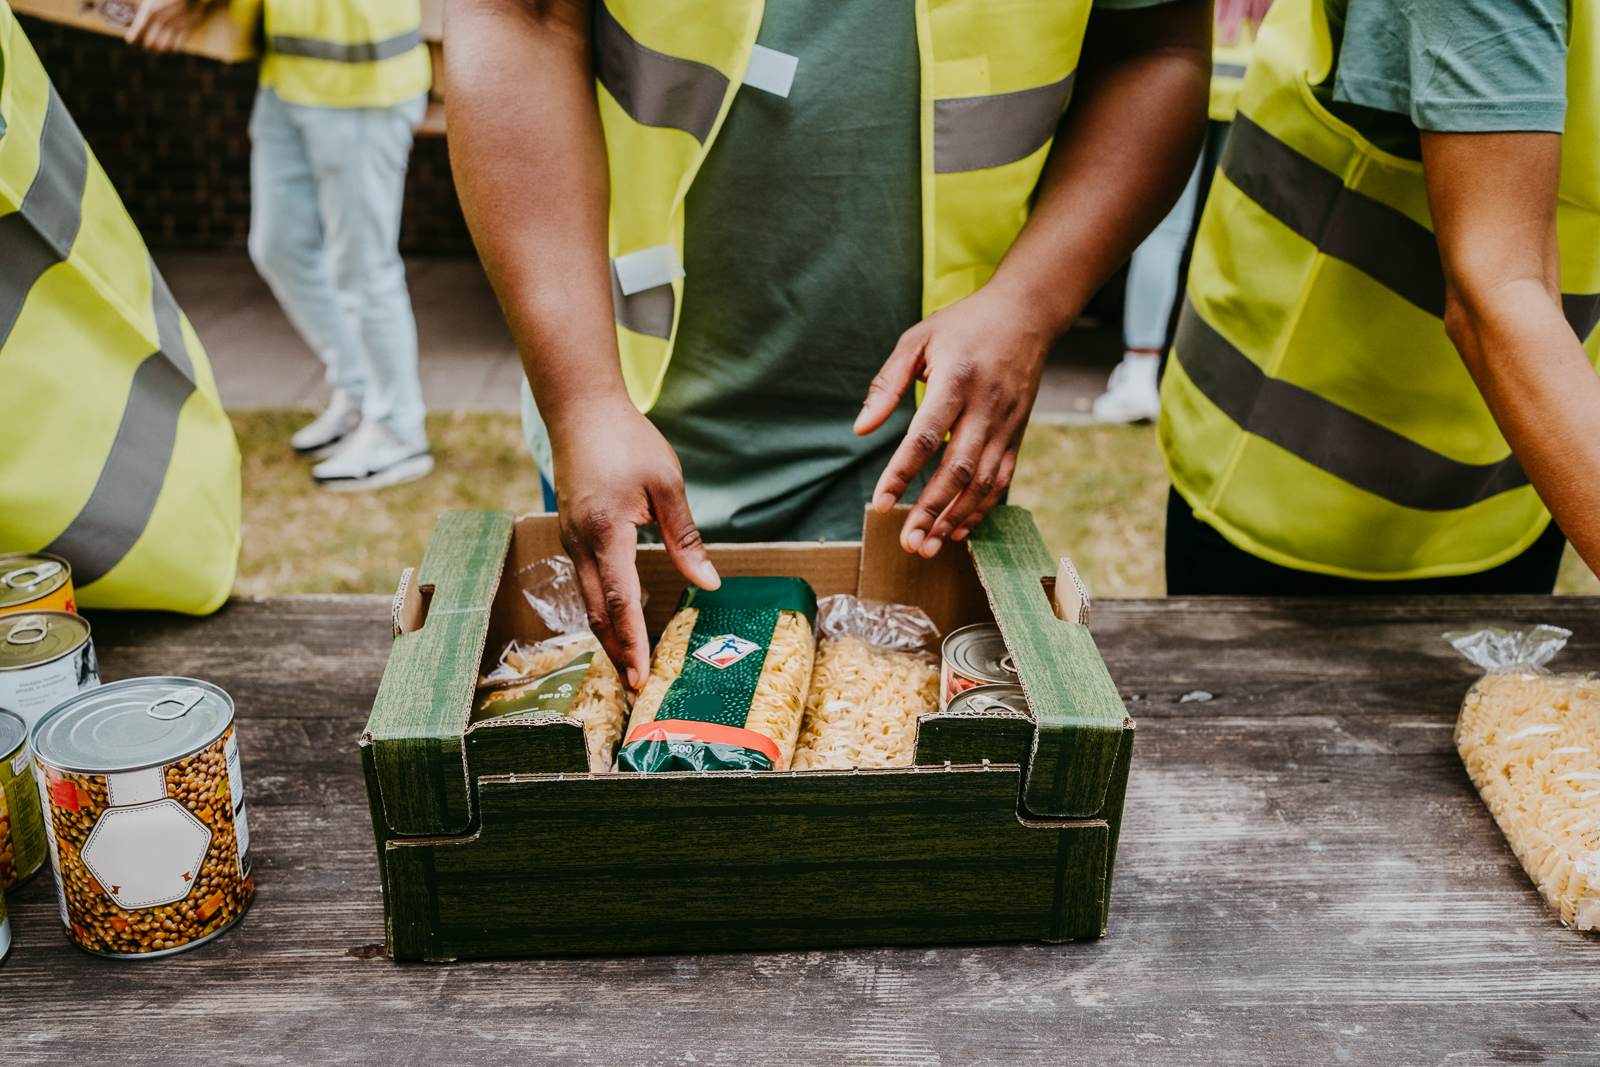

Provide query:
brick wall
left=17, top=15, right=475, bottom=255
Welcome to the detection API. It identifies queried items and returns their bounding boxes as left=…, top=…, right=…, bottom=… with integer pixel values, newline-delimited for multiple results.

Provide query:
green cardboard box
left=360, top=506, right=1133, bottom=960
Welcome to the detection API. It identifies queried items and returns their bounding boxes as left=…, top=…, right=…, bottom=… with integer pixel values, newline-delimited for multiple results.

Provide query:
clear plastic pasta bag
left=1447, top=624, right=1600, bottom=929
left=474, top=556, right=628, bottom=772
left=791, top=595, right=942, bottom=771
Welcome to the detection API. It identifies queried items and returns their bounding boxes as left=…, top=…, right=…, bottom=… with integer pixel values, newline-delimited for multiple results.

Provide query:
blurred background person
left=131, top=0, right=435, bottom=490
left=1094, top=0, right=1272, bottom=422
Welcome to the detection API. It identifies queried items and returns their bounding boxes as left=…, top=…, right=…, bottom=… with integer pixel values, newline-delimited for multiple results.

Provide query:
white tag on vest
left=743, top=45, right=798, bottom=98
left=613, top=243, right=685, bottom=296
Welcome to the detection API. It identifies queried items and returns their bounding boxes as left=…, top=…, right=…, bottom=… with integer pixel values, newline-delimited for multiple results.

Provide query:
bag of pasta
left=790, top=595, right=941, bottom=771
left=474, top=556, right=628, bottom=772
left=619, top=577, right=817, bottom=773
left=1448, top=624, right=1600, bottom=929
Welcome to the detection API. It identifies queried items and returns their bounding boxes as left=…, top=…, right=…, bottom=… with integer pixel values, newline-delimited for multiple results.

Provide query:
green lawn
left=232, top=411, right=1600, bottom=598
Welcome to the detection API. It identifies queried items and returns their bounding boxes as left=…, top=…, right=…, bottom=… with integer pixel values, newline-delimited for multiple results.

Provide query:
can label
left=0, top=636, right=98, bottom=731
left=37, top=726, right=253, bottom=956
left=0, top=737, right=47, bottom=888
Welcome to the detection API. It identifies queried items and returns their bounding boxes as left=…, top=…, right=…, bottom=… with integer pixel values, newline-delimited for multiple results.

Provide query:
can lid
left=0, top=554, right=70, bottom=608
left=948, top=683, right=1030, bottom=717
left=32, top=677, right=234, bottom=773
left=945, top=624, right=1016, bottom=684
left=0, top=708, right=23, bottom=755
left=0, top=611, right=90, bottom=670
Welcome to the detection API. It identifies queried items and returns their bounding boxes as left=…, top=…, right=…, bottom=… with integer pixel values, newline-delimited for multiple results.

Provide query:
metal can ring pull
left=3, top=561, right=62, bottom=591
left=999, top=654, right=1017, bottom=676
left=147, top=686, right=206, bottom=721
left=4, top=615, right=48, bottom=645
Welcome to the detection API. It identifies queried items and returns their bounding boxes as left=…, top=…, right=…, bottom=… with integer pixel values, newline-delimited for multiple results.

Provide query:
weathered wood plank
left=5, top=595, right=1600, bottom=1066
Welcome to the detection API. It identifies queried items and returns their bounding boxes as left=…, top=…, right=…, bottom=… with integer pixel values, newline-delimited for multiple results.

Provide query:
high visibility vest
left=232, top=0, right=431, bottom=110
left=596, top=0, right=1092, bottom=411
left=1210, top=21, right=1256, bottom=123
left=0, top=3, right=240, bottom=614
left=1160, top=0, right=1600, bottom=580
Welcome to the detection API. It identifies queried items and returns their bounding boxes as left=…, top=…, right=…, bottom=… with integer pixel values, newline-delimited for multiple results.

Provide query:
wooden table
left=5, top=595, right=1598, bottom=1064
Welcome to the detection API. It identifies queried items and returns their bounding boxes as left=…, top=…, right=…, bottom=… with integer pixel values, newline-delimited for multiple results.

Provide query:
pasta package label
left=475, top=653, right=595, bottom=722
left=620, top=578, right=817, bottom=774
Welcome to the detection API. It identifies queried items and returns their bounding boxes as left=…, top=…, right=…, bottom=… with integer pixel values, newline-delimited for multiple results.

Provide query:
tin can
left=0, top=709, right=47, bottom=889
left=33, top=678, right=254, bottom=958
left=0, top=612, right=99, bottom=731
left=940, top=623, right=1018, bottom=708
left=0, top=879, right=10, bottom=964
left=0, top=553, right=75, bottom=617
left=945, top=683, right=1031, bottom=718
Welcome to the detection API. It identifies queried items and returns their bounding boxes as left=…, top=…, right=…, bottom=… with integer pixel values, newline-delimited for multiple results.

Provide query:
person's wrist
left=970, top=282, right=1059, bottom=369
left=544, top=390, right=645, bottom=453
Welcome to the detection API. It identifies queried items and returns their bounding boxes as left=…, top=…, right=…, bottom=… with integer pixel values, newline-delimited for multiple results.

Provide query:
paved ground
left=160, top=252, right=1120, bottom=421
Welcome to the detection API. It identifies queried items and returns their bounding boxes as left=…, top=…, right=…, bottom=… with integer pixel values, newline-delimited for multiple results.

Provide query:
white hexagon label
left=81, top=799, right=213, bottom=910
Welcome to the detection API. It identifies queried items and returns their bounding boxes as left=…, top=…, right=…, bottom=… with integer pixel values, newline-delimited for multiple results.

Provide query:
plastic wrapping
left=619, top=578, right=818, bottom=773
left=1448, top=624, right=1600, bottom=929
left=474, top=556, right=628, bottom=772
left=791, top=595, right=942, bottom=771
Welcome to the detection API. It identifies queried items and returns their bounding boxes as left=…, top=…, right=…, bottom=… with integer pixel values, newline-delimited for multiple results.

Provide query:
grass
left=231, top=411, right=1600, bottom=598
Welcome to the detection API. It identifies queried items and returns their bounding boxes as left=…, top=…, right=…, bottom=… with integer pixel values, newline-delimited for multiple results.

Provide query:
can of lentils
left=0, top=708, right=47, bottom=889
left=32, top=678, right=253, bottom=958
left=0, top=553, right=74, bottom=618
left=0, top=612, right=98, bottom=731
left=940, top=623, right=1019, bottom=709
left=945, top=682, right=1031, bottom=718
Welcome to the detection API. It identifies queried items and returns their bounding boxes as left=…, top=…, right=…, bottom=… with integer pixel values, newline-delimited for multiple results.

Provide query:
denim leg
left=294, top=93, right=428, bottom=441
left=1121, top=154, right=1204, bottom=351
left=247, top=86, right=367, bottom=401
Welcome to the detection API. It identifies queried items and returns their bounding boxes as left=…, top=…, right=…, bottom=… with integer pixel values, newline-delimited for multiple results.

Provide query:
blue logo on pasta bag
left=692, top=634, right=761, bottom=670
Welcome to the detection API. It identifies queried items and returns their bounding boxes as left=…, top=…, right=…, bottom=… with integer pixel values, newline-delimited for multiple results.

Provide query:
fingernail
left=905, top=528, right=926, bottom=552
left=698, top=561, right=721, bottom=589
left=875, top=492, right=895, bottom=513
left=627, top=667, right=642, bottom=690
left=920, top=537, right=942, bottom=557
left=951, top=528, right=969, bottom=542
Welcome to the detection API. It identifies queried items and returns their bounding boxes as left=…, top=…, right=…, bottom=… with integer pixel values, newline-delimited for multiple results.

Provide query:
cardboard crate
left=361, top=506, right=1134, bottom=961
left=11, top=0, right=256, bottom=62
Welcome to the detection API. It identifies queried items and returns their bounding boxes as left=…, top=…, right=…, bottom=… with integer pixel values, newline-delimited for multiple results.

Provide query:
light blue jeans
left=1122, top=153, right=1204, bottom=351
left=248, top=86, right=428, bottom=440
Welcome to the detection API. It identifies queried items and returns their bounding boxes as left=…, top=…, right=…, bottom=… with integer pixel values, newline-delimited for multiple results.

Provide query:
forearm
left=446, top=0, right=629, bottom=434
left=984, top=0, right=1211, bottom=338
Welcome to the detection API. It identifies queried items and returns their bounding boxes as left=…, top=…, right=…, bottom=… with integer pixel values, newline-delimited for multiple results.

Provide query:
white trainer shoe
left=312, top=420, right=433, bottom=491
left=291, top=387, right=363, bottom=457
left=1091, top=352, right=1162, bottom=423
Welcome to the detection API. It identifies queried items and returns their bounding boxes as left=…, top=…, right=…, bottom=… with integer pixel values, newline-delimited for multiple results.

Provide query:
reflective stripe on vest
left=595, top=0, right=1092, bottom=411
left=0, top=5, right=240, bottom=613
left=1160, top=0, right=1600, bottom=580
left=245, top=0, right=431, bottom=110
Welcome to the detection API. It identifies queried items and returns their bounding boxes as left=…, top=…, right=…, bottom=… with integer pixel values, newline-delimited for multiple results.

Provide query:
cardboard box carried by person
left=11, top=0, right=255, bottom=63
left=361, top=505, right=1135, bottom=961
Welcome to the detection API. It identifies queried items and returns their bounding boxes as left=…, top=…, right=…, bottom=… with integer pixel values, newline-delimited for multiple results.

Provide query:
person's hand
left=854, top=287, right=1050, bottom=557
left=127, top=0, right=208, bottom=53
left=549, top=399, right=720, bottom=692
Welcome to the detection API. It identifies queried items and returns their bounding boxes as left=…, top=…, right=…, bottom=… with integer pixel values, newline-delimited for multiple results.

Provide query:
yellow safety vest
left=1160, top=0, right=1600, bottom=580
left=1210, top=21, right=1256, bottom=123
left=0, top=3, right=240, bottom=614
left=233, top=0, right=431, bottom=110
left=597, top=0, right=1092, bottom=411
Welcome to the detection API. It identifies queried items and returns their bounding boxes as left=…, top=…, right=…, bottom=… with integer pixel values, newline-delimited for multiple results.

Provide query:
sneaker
left=291, top=387, right=363, bottom=457
left=312, top=420, right=433, bottom=491
left=1091, top=352, right=1162, bottom=423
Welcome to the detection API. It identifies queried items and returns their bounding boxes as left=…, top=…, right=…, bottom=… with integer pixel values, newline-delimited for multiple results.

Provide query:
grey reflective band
left=267, top=29, right=423, bottom=64
left=611, top=261, right=674, bottom=339
left=1174, top=299, right=1529, bottom=511
left=0, top=87, right=88, bottom=348
left=933, top=72, right=1075, bottom=174
left=594, top=2, right=728, bottom=144
left=40, top=255, right=198, bottom=586
left=1213, top=63, right=1248, bottom=79
left=1225, top=112, right=1600, bottom=339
